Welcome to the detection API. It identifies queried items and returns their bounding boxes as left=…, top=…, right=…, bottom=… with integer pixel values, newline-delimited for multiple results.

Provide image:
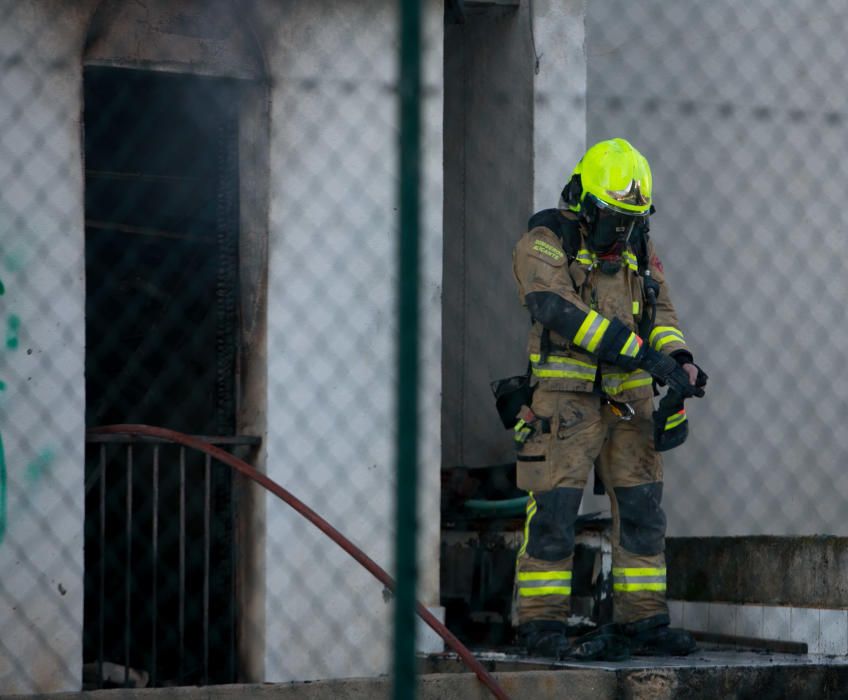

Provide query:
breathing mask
left=591, top=207, right=637, bottom=255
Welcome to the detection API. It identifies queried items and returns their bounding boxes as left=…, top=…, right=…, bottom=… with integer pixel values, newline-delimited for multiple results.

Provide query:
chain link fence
left=585, top=0, right=848, bottom=535
left=2, top=0, right=848, bottom=696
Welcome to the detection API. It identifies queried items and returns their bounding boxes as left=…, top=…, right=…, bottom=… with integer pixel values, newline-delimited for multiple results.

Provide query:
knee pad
left=525, top=487, right=583, bottom=561
left=614, top=482, right=667, bottom=556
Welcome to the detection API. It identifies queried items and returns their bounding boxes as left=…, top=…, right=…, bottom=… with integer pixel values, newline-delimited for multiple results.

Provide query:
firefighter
left=510, top=138, right=706, bottom=659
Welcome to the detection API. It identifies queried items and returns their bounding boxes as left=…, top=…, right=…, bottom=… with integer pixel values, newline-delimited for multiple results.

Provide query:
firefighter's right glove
left=638, top=347, right=705, bottom=399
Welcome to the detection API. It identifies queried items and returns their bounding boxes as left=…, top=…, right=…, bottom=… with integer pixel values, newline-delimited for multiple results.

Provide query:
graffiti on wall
left=0, top=263, right=59, bottom=546
left=0, top=274, right=6, bottom=544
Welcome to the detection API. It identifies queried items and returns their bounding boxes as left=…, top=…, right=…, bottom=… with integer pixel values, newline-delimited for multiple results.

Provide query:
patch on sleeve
left=532, top=239, right=565, bottom=263
left=651, top=254, right=664, bottom=273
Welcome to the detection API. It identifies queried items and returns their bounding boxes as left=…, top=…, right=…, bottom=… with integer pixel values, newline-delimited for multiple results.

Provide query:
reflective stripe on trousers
left=612, top=566, right=667, bottom=592
left=517, top=570, right=573, bottom=597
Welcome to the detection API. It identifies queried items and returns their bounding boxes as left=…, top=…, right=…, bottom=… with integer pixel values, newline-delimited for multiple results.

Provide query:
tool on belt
left=512, top=405, right=551, bottom=448
left=605, top=396, right=635, bottom=421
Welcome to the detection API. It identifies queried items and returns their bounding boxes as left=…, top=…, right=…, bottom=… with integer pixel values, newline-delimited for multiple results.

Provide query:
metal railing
left=83, top=430, right=260, bottom=688
left=85, top=425, right=510, bottom=700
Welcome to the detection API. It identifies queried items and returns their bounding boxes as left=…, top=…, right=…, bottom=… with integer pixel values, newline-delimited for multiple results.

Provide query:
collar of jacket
left=575, top=246, right=639, bottom=272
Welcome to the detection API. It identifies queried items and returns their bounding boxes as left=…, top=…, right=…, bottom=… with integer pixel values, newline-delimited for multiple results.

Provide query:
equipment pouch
left=491, top=370, right=535, bottom=429
left=515, top=421, right=552, bottom=492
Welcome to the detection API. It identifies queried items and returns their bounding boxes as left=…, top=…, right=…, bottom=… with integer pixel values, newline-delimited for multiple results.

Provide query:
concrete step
left=422, top=649, right=848, bottom=699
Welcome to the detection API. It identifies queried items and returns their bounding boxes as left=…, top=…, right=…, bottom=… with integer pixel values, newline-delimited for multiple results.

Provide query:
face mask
left=591, top=211, right=636, bottom=254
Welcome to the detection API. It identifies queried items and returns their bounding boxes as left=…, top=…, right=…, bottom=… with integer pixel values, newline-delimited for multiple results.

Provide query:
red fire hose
left=88, top=424, right=511, bottom=700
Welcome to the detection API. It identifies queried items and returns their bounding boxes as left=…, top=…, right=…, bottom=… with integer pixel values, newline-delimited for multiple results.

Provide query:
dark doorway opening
left=83, top=66, right=241, bottom=686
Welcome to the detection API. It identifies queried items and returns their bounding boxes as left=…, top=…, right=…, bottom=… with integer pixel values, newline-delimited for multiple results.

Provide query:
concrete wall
left=257, top=0, right=444, bottom=683
left=0, top=1, right=96, bottom=694
left=442, top=0, right=586, bottom=469
left=531, top=0, right=587, bottom=213
left=585, top=1, right=848, bottom=537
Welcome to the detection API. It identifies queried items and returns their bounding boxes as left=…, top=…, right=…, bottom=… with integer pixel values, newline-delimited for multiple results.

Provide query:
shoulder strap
left=631, top=221, right=651, bottom=274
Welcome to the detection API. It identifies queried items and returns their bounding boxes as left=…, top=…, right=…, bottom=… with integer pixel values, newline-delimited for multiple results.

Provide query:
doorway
left=83, top=66, right=241, bottom=685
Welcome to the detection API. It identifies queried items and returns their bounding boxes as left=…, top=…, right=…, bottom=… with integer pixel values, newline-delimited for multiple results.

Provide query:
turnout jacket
left=512, top=209, right=690, bottom=403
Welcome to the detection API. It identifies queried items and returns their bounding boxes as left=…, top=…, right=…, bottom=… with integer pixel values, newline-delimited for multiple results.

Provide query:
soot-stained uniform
left=511, top=209, right=691, bottom=625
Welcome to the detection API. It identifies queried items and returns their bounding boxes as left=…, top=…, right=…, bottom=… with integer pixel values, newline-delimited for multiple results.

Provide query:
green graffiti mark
left=6, top=315, right=19, bottom=350
left=0, top=380, right=5, bottom=392
left=0, top=434, right=6, bottom=546
left=3, top=253, right=24, bottom=273
left=25, top=449, right=55, bottom=484
left=0, top=278, right=4, bottom=295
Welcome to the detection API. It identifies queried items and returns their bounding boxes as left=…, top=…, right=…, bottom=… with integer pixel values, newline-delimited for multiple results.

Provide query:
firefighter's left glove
left=638, top=347, right=704, bottom=399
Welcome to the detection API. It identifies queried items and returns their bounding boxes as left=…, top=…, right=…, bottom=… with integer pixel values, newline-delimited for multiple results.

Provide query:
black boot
left=517, top=620, right=572, bottom=659
left=621, top=614, right=696, bottom=656
left=569, top=624, right=631, bottom=661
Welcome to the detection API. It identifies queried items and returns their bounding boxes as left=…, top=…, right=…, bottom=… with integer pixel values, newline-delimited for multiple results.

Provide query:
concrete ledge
left=13, top=672, right=613, bottom=700
left=14, top=657, right=848, bottom=700
left=667, top=536, right=848, bottom=608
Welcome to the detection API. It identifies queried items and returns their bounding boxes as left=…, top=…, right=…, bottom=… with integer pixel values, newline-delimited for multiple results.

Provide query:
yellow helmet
left=563, top=138, right=653, bottom=217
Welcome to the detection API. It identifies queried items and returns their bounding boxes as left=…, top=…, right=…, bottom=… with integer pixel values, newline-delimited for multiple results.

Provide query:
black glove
left=671, top=352, right=709, bottom=391
left=639, top=347, right=705, bottom=399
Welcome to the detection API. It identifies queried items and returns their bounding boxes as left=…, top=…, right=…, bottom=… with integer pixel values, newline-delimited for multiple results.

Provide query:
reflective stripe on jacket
left=513, top=211, right=689, bottom=402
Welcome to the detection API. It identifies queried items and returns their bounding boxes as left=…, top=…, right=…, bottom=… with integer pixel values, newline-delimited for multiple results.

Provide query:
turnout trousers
left=515, top=387, right=667, bottom=625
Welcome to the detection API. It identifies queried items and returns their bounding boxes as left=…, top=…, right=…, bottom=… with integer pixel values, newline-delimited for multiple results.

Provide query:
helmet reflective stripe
left=573, top=310, right=610, bottom=353
left=591, top=191, right=651, bottom=218
left=567, top=138, right=653, bottom=217
left=612, top=567, right=666, bottom=592
left=530, top=353, right=597, bottom=381
left=649, top=325, right=686, bottom=351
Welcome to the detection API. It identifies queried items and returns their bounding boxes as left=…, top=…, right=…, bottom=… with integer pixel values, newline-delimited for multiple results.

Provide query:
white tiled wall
left=737, top=604, right=764, bottom=639
left=670, top=601, right=848, bottom=656
left=792, top=608, right=820, bottom=651
left=763, top=606, right=791, bottom=642
left=820, top=610, right=848, bottom=656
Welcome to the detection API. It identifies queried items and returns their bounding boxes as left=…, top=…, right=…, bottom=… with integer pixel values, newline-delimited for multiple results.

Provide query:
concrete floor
left=448, top=648, right=848, bottom=671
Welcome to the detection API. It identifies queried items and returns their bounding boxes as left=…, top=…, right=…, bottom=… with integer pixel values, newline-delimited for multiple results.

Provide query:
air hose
left=88, top=425, right=511, bottom=700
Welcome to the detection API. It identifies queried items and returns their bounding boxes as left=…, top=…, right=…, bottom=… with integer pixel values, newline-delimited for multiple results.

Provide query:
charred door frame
left=81, top=2, right=270, bottom=683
